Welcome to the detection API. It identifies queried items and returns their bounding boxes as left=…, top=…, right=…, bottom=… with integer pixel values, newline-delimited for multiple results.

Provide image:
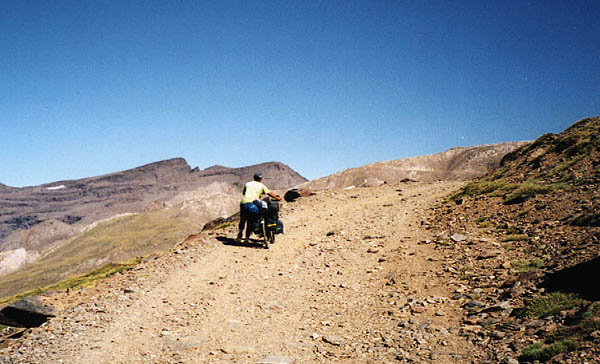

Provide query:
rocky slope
left=0, top=184, right=14, bottom=192
left=299, top=142, right=528, bottom=191
left=428, top=116, right=600, bottom=362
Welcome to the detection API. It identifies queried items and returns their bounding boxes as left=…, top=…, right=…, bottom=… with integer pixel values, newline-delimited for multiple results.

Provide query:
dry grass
left=0, top=210, right=198, bottom=300
left=500, top=234, right=529, bottom=242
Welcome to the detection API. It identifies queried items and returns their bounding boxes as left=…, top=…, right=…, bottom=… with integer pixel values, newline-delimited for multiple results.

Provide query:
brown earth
left=0, top=181, right=495, bottom=364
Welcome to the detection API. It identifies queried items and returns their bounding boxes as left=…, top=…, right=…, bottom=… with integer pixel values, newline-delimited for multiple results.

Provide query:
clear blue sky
left=1, top=0, right=599, bottom=187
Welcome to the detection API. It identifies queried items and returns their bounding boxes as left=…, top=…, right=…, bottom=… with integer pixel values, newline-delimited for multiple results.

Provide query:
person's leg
left=237, top=203, right=246, bottom=241
left=245, top=215, right=253, bottom=240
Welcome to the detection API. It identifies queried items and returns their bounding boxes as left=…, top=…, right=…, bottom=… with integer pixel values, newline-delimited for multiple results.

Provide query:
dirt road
left=2, top=182, right=478, bottom=363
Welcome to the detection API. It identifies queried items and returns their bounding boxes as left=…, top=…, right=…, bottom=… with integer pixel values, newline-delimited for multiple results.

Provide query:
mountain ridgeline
left=299, top=142, right=528, bottom=191
left=0, top=159, right=306, bottom=252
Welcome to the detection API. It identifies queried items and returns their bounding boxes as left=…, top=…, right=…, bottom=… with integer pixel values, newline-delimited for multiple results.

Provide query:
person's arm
left=267, top=191, right=282, bottom=201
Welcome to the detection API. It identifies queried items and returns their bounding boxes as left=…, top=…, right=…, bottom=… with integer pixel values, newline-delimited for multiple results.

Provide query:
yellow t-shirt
left=241, top=181, right=270, bottom=204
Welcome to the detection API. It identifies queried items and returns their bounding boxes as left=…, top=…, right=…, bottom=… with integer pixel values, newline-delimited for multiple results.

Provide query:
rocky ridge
left=299, top=142, right=528, bottom=191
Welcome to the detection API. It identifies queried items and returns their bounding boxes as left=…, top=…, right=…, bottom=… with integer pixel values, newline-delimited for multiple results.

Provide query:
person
left=237, top=173, right=282, bottom=242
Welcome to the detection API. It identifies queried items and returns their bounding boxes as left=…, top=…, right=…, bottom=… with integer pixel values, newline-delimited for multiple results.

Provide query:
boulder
left=450, top=233, right=467, bottom=242
left=202, top=212, right=240, bottom=231
left=284, top=189, right=312, bottom=202
left=322, top=335, right=347, bottom=346
left=358, top=178, right=385, bottom=188
left=0, top=296, right=56, bottom=327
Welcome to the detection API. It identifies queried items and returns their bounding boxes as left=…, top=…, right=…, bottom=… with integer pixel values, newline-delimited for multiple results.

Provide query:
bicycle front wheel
left=261, top=220, right=269, bottom=249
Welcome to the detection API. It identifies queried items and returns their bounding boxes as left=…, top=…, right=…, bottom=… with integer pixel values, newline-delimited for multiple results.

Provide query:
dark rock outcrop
left=284, top=189, right=313, bottom=202
left=202, top=213, right=240, bottom=231
left=0, top=297, right=56, bottom=327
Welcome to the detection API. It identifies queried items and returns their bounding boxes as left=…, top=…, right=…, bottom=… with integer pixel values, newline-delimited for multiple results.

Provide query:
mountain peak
left=203, top=165, right=230, bottom=171
left=0, top=183, right=16, bottom=191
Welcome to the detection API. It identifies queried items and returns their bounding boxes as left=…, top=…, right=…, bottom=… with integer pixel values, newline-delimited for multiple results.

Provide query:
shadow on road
left=216, top=236, right=265, bottom=249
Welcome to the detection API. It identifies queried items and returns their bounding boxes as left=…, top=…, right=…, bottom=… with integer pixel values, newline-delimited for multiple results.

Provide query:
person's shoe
left=235, top=236, right=242, bottom=243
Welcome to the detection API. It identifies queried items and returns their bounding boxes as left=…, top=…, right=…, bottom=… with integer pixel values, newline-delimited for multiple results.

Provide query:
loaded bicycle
left=252, top=197, right=283, bottom=249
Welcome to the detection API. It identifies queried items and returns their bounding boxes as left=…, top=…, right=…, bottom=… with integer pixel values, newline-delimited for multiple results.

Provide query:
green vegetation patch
left=451, top=178, right=567, bottom=205
left=554, top=135, right=579, bottom=153
left=534, top=155, right=584, bottom=183
left=0, top=258, right=142, bottom=305
left=529, top=133, right=557, bottom=151
left=559, top=118, right=600, bottom=154
left=526, top=303, right=600, bottom=362
left=511, top=258, right=544, bottom=272
left=502, top=182, right=563, bottom=205
left=501, top=133, right=554, bottom=167
left=520, top=301, right=600, bottom=362
left=451, top=180, right=508, bottom=200
left=546, top=303, right=600, bottom=343
left=586, top=302, right=600, bottom=317
left=520, top=339, right=578, bottom=362
left=515, top=292, right=586, bottom=319
left=52, top=258, right=142, bottom=291
left=500, top=234, right=529, bottom=242
left=214, top=221, right=235, bottom=230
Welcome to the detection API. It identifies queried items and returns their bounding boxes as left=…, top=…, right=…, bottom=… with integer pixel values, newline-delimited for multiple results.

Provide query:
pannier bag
left=246, top=202, right=259, bottom=216
left=267, top=219, right=284, bottom=234
left=267, top=199, right=279, bottom=221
